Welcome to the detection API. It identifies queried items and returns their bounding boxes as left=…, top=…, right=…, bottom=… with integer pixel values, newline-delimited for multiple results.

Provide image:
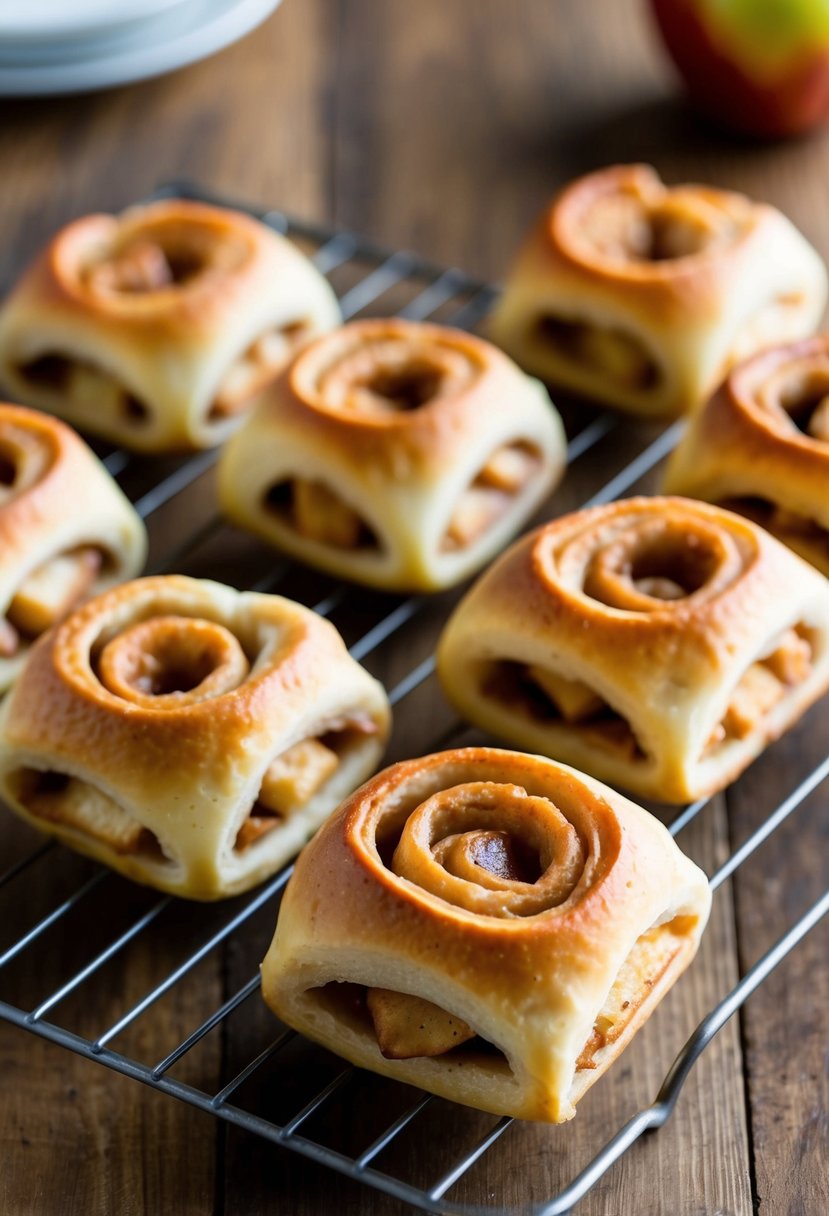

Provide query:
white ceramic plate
left=0, top=0, right=189, bottom=43
left=0, top=0, right=282, bottom=95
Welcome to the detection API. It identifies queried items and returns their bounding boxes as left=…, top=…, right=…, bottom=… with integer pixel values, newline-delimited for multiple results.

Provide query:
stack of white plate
left=0, top=0, right=282, bottom=96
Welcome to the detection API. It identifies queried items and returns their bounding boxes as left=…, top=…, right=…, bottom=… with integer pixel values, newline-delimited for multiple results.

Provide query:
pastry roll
left=261, top=747, right=711, bottom=1123
left=0, top=199, right=341, bottom=452
left=0, top=403, right=146, bottom=694
left=218, top=318, right=567, bottom=592
left=0, top=575, right=391, bottom=899
left=437, top=498, right=829, bottom=803
left=664, top=335, right=829, bottom=576
left=488, top=164, right=827, bottom=417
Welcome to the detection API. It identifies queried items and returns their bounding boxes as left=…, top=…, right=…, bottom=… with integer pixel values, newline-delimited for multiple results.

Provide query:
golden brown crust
left=0, top=403, right=146, bottom=693
left=436, top=497, right=829, bottom=803
left=0, top=575, right=391, bottom=898
left=0, top=200, right=341, bottom=452
left=261, top=747, right=711, bottom=1122
left=219, top=318, right=567, bottom=591
left=488, top=165, right=827, bottom=417
left=664, top=335, right=829, bottom=575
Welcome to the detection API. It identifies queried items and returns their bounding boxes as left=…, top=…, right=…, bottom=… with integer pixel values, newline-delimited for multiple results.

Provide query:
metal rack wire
left=0, top=183, right=827, bottom=1215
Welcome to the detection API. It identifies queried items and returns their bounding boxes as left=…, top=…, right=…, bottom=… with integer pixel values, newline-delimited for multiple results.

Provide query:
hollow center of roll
left=0, top=424, right=54, bottom=504
left=362, top=360, right=444, bottom=410
left=453, top=828, right=543, bottom=884
left=85, top=220, right=249, bottom=295
left=391, top=781, right=585, bottom=917
left=771, top=367, right=829, bottom=442
left=582, top=516, right=739, bottom=611
left=581, top=189, right=731, bottom=264
left=316, top=336, right=479, bottom=415
left=0, top=446, right=16, bottom=487
left=96, top=615, right=250, bottom=707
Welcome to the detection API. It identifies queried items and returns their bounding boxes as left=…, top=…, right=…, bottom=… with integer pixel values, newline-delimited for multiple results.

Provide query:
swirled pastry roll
left=218, top=319, right=566, bottom=592
left=664, top=336, right=829, bottom=577
left=0, top=200, right=341, bottom=452
left=488, top=165, right=827, bottom=417
left=0, top=576, right=390, bottom=898
left=437, top=498, right=829, bottom=803
left=0, top=403, right=146, bottom=694
left=262, top=747, right=711, bottom=1123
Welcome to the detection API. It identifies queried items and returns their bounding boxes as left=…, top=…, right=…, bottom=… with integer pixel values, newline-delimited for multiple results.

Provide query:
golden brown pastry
left=664, top=335, right=829, bottom=577
left=0, top=199, right=341, bottom=452
left=0, top=403, right=146, bottom=694
left=0, top=575, right=391, bottom=898
left=261, top=747, right=711, bottom=1123
left=218, top=318, right=567, bottom=592
left=437, top=498, right=829, bottom=803
left=488, top=164, right=827, bottom=417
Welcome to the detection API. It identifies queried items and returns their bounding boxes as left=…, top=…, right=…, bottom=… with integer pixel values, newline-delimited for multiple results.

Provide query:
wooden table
left=1, top=2, right=828, bottom=1213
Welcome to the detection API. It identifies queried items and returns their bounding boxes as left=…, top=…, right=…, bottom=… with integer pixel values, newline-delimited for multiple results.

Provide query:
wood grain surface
left=0, top=2, right=827, bottom=1214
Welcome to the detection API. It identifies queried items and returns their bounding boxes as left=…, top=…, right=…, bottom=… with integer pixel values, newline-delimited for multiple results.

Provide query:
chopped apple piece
left=8, top=547, right=102, bottom=637
left=763, top=628, right=812, bottom=685
left=367, top=988, right=475, bottom=1060
left=68, top=361, right=129, bottom=413
left=578, top=325, right=655, bottom=391
left=89, top=241, right=173, bottom=294
left=722, top=664, right=785, bottom=740
left=259, top=738, right=339, bottom=816
left=633, top=576, right=686, bottom=600
left=475, top=445, right=537, bottom=493
left=528, top=665, right=603, bottom=722
left=293, top=479, right=364, bottom=548
left=235, top=738, right=341, bottom=852
left=26, top=774, right=154, bottom=855
left=212, top=324, right=305, bottom=418
left=443, top=486, right=507, bottom=549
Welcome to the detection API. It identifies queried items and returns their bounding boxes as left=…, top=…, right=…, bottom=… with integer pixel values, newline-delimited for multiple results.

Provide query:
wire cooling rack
left=0, top=182, right=827, bottom=1215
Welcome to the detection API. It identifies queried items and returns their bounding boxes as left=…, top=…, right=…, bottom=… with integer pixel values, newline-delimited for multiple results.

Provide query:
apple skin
left=650, top=0, right=829, bottom=137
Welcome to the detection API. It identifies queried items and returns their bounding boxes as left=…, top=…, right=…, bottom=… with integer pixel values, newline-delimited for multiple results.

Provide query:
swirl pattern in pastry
left=488, top=164, right=827, bottom=417
left=437, top=497, right=829, bottom=802
left=665, top=335, right=829, bottom=577
left=218, top=318, right=567, bottom=591
left=261, top=747, right=711, bottom=1122
left=0, top=403, right=146, bottom=694
left=0, top=199, right=341, bottom=452
left=0, top=575, right=391, bottom=898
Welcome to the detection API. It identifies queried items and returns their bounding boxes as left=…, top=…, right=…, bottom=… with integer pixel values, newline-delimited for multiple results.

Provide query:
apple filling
left=482, top=660, right=646, bottom=763
left=85, top=238, right=181, bottom=294
left=580, top=190, right=730, bottom=264
left=209, top=321, right=311, bottom=422
left=16, top=353, right=151, bottom=426
left=10, top=768, right=166, bottom=860
left=234, top=719, right=379, bottom=852
left=263, top=478, right=380, bottom=551
left=312, top=831, right=695, bottom=1075
left=533, top=315, right=660, bottom=393
left=704, top=626, right=813, bottom=752
left=0, top=546, right=104, bottom=659
left=441, top=442, right=542, bottom=552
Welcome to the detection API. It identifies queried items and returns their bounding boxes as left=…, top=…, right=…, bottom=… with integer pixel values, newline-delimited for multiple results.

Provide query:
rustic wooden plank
left=728, top=707, right=829, bottom=1216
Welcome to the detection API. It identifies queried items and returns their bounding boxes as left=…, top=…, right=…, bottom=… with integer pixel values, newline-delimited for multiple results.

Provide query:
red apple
left=650, top=0, right=829, bottom=137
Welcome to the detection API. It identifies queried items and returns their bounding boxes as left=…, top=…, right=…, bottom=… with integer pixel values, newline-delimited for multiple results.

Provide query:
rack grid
left=0, top=182, right=826, bottom=1215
